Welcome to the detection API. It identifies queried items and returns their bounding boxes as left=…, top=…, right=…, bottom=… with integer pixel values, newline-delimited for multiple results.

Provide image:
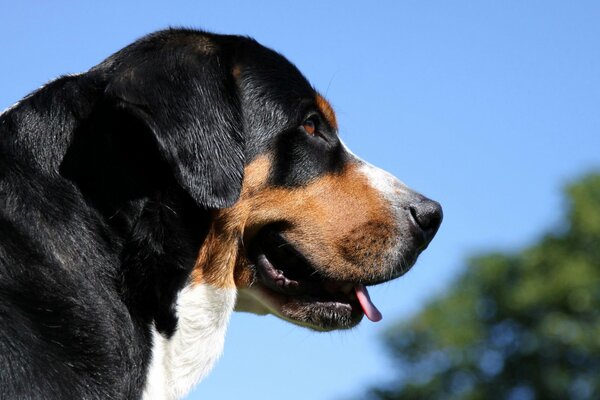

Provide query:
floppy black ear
left=103, top=43, right=244, bottom=209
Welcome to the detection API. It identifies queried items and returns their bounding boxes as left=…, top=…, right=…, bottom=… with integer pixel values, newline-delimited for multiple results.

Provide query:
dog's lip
left=247, top=243, right=364, bottom=329
left=254, top=252, right=355, bottom=297
left=243, top=279, right=365, bottom=331
left=243, top=227, right=388, bottom=329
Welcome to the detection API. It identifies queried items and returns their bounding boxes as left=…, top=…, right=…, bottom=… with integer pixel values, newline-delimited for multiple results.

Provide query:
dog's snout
left=409, top=197, right=443, bottom=243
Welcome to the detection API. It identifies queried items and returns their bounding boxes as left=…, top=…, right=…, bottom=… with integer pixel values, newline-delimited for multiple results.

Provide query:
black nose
left=409, top=197, right=443, bottom=243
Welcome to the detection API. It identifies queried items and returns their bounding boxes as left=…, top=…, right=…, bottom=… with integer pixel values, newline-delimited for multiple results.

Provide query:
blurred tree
left=364, top=173, right=600, bottom=400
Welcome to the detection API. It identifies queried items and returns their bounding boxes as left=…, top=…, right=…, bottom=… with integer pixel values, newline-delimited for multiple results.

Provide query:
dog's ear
left=104, top=46, right=244, bottom=209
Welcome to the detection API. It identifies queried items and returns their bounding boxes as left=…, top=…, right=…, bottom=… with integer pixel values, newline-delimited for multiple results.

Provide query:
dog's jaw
left=143, top=284, right=236, bottom=400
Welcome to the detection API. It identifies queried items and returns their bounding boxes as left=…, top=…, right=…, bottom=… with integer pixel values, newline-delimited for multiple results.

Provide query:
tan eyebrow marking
left=315, top=93, right=338, bottom=131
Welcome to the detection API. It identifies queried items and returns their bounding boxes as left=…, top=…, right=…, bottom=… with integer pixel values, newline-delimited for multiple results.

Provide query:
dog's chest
left=142, top=284, right=236, bottom=400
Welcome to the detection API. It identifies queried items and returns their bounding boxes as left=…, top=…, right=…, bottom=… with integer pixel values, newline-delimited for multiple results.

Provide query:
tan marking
left=191, top=156, right=272, bottom=288
left=191, top=217, right=240, bottom=288
left=238, top=162, right=394, bottom=282
left=232, top=65, right=242, bottom=80
left=315, top=93, right=338, bottom=130
left=192, top=155, right=395, bottom=289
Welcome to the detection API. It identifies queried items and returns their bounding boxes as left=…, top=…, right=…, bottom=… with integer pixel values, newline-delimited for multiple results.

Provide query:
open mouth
left=247, top=228, right=383, bottom=331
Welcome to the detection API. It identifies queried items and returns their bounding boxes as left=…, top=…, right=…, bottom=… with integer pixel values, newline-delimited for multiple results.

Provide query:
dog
left=0, top=28, right=442, bottom=399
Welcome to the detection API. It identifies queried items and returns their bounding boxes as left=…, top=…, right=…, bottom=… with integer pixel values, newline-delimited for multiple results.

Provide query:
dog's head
left=96, top=29, right=442, bottom=331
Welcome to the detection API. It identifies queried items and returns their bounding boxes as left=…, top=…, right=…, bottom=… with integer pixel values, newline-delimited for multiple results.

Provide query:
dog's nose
left=409, top=197, right=443, bottom=243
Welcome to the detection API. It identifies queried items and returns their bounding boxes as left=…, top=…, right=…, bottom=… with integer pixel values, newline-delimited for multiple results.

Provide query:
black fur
left=0, top=28, right=347, bottom=399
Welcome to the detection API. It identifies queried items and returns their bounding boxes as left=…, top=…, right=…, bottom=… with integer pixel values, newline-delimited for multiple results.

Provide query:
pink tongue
left=355, top=284, right=383, bottom=322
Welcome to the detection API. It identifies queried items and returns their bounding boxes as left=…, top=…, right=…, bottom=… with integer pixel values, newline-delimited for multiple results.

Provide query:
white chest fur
left=143, top=284, right=236, bottom=400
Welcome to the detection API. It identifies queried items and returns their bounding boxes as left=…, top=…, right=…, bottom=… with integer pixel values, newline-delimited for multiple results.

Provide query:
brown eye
left=302, top=118, right=316, bottom=136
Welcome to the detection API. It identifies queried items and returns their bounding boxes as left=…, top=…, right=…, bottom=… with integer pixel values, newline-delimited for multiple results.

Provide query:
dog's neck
left=142, top=283, right=237, bottom=400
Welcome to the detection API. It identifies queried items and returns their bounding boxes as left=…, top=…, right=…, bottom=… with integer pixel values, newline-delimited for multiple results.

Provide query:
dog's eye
left=302, top=117, right=317, bottom=136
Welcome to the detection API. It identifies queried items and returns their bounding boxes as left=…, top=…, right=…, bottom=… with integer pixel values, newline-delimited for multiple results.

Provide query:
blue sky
left=2, top=2, right=599, bottom=399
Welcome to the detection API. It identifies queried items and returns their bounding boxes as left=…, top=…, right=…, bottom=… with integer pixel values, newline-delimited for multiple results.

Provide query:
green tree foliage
left=365, top=174, right=600, bottom=400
